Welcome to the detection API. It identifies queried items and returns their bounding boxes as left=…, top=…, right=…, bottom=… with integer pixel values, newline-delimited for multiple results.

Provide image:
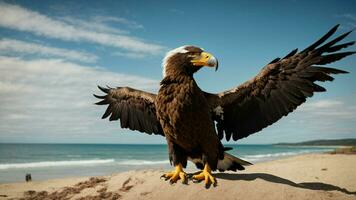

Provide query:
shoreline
left=1, top=152, right=356, bottom=200
left=0, top=145, right=339, bottom=184
left=0, top=145, right=349, bottom=185
left=0, top=152, right=331, bottom=185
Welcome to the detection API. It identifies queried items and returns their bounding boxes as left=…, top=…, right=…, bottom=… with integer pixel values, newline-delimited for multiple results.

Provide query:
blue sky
left=0, top=0, right=355, bottom=144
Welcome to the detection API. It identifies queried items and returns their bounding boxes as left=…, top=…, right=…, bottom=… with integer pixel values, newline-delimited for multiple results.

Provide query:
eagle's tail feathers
left=217, top=153, right=252, bottom=172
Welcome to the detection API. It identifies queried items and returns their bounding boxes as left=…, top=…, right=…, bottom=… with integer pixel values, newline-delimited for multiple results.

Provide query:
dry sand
left=1, top=153, right=356, bottom=200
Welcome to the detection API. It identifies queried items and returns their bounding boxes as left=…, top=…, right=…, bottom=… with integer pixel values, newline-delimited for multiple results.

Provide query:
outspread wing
left=207, top=24, right=354, bottom=141
left=94, top=86, right=164, bottom=136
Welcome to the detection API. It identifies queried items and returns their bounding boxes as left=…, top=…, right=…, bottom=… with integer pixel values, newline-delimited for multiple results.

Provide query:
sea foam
left=117, top=160, right=169, bottom=165
left=0, top=159, right=115, bottom=170
left=242, top=149, right=325, bottom=161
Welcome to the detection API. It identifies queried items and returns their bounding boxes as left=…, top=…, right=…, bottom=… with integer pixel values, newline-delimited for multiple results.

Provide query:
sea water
left=0, top=143, right=335, bottom=183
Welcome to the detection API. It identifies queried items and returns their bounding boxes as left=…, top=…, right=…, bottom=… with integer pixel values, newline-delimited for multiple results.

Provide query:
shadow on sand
left=215, top=173, right=356, bottom=196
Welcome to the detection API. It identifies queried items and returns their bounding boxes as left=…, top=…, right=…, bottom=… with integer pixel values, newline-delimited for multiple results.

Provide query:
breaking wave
left=0, top=159, right=115, bottom=170
left=242, top=149, right=329, bottom=162
left=117, top=160, right=169, bottom=165
left=245, top=151, right=305, bottom=158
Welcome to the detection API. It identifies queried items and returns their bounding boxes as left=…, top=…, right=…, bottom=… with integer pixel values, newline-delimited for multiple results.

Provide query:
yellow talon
left=161, top=164, right=187, bottom=184
left=192, top=163, right=217, bottom=187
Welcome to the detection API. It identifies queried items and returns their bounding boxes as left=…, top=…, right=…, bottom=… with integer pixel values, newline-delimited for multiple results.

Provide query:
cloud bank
left=0, top=3, right=164, bottom=56
left=0, top=56, right=159, bottom=142
left=0, top=38, right=97, bottom=63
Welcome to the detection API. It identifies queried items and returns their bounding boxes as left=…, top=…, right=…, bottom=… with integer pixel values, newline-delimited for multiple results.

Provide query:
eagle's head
left=162, top=45, right=218, bottom=77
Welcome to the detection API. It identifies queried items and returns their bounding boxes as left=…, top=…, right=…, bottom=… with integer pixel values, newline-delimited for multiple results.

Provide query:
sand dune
left=1, top=153, right=355, bottom=200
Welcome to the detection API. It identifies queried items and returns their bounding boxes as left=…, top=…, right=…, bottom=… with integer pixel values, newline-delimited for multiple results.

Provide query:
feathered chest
left=155, top=75, right=208, bottom=126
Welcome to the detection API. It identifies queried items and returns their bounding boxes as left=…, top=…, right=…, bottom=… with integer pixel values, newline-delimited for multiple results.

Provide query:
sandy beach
left=1, top=153, right=355, bottom=200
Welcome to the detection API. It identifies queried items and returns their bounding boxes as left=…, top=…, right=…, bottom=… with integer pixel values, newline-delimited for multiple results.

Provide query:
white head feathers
left=162, top=45, right=190, bottom=77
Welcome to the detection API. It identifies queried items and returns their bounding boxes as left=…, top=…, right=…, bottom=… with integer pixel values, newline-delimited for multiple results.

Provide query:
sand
left=1, top=153, right=356, bottom=200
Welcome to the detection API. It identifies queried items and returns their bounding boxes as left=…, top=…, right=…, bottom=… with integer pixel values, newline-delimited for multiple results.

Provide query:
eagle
left=95, top=25, right=354, bottom=187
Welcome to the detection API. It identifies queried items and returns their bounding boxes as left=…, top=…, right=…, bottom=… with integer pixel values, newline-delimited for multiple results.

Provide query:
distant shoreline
left=274, top=138, right=356, bottom=146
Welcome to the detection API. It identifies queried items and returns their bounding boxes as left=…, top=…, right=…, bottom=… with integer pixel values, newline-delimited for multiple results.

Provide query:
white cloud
left=0, top=56, right=160, bottom=141
left=298, top=99, right=356, bottom=119
left=0, top=38, right=98, bottom=63
left=334, top=14, right=356, bottom=29
left=112, top=51, right=147, bottom=59
left=281, top=97, right=356, bottom=136
left=60, top=16, right=129, bottom=35
left=300, top=99, right=343, bottom=109
left=170, top=9, right=185, bottom=15
left=0, top=3, right=164, bottom=55
left=336, top=14, right=356, bottom=22
left=93, top=16, right=144, bottom=30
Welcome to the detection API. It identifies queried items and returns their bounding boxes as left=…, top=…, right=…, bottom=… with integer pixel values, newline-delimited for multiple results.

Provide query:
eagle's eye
left=186, top=54, right=195, bottom=58
left=186, top=52, right=201, bottom=59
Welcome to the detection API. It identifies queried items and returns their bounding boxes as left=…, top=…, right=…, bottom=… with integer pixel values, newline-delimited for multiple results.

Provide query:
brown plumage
left=156, top=59, right=221, bottom=170
left=95, top=25, right=354, bottom=185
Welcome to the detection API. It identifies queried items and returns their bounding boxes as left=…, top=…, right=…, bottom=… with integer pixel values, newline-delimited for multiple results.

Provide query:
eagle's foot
left=161, top=164, right=187, bottom=184
left=192, top=163, right=217, bottom=188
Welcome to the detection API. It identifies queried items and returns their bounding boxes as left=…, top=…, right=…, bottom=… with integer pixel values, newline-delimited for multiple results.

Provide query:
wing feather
left=206, top=25, right=353, bottom=141
left=95, top=86, right=164, bottom=136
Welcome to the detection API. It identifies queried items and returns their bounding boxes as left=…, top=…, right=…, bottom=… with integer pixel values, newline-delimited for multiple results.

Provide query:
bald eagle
left=95, top=25, right=354, bottom=187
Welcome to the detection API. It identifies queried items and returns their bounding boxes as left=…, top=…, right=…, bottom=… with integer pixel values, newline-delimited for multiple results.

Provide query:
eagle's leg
left=192, top=163, right=217, bottom=187
left=161, top=141, right=188, bottom=184
left=161, top=163, right=187, bottom=184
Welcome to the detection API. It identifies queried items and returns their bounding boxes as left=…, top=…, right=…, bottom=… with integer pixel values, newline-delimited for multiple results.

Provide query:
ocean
left=0, top=143, right=335, bottom=183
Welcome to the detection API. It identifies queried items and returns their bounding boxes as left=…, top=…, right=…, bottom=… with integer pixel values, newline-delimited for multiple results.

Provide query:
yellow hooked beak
left=191, top=52, right=219, bottom=71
